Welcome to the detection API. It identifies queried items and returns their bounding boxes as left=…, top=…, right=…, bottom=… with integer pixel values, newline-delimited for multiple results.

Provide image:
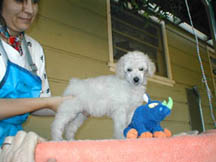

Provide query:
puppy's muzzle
left=133, top=77, right=140, bottom=84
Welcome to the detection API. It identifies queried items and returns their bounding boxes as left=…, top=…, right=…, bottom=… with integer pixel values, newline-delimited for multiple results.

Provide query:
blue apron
left=0, top=37, right=42, bottom=146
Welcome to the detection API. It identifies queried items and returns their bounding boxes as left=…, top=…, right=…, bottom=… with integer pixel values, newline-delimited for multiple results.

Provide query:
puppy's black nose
left=133, top=77, right=139, bottom=83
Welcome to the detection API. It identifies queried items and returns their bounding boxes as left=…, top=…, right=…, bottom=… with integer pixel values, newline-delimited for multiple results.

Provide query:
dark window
left=111, top=2, right=168, bottom=77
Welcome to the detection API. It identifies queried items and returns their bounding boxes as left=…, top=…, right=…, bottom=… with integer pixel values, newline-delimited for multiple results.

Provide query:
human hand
left=0, top=131, right=46, bottom=162
left=47, top=96, right=74, bottom=112
left=49, top=96, right=89, bottom=116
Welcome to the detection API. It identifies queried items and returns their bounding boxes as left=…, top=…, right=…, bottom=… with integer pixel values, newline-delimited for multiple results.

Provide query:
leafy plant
left=112, top=0, right=184, bottom=21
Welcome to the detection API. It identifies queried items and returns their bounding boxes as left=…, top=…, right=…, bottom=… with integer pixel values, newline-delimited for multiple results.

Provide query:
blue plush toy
left=124, top=93, right=173, bottom=138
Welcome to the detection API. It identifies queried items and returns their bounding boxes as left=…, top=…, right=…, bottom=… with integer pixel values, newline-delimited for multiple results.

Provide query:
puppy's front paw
left=51, top=129, right=64, bottom=141
left=52, top=135, right=64, bottom=141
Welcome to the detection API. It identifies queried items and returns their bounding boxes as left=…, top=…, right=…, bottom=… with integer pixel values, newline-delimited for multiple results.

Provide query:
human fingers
left=48, top=96, right=64, bottom=112
left=21, top=132, right=42, bottom=162
left=38, top=136, right=46, bottom=143
left=10, top=132, right=41, bottom=162
left=12, top=131, right=27, bottom=149
left=63, top=95, right=74, bottom=100
left=22, top=131, right=41, bottom=147
left=0, top=136, right=14, bottom=162
left=3, top=132, right=28, bottom=162
left=51, top=96, right=73, bottom=112
left=60, top=96, right=89, bottom=117
left=1, top=136, right=14, bottom=150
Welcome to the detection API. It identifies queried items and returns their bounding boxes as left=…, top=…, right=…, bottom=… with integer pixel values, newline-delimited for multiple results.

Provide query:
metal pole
left=193, top=86, right=206, bottom=132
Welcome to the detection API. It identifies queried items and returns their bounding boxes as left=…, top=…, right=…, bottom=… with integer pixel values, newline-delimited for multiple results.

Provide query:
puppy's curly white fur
left=51, top=51, right=155, bottom=140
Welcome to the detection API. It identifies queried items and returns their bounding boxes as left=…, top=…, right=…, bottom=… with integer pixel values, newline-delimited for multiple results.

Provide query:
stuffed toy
left=124, top=93, right=173, bottom=138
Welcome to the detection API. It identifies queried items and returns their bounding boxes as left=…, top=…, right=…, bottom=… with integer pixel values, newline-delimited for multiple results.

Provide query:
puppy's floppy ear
left=115, top=56, right=125, bottom=79
left=146, top=57, right=156, bottom=77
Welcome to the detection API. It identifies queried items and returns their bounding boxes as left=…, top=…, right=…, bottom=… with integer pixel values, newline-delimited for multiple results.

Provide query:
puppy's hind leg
left=65, top=113, right=87, bottom=140
left=51, top=99, right=81, bottom=141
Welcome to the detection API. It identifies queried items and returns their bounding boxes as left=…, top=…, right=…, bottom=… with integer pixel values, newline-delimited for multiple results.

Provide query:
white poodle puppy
left=51, top=51, right=156, bottom=140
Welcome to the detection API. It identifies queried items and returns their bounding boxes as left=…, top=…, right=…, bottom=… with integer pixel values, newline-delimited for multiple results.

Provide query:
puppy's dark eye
left=139, top=68, right=144, bottom=71
left=127, top=68, right=132, bottom=72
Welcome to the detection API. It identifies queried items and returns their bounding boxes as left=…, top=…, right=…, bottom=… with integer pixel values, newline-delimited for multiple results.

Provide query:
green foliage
left=111, top=0, right=184, bottom=22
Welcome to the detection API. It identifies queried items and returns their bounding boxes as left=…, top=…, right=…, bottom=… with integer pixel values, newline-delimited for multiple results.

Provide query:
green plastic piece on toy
left=162, top=100, right=167, bottom=106
left=167, top=97, right=173, bottom=110
left=162, top=97, right=173, bottom=110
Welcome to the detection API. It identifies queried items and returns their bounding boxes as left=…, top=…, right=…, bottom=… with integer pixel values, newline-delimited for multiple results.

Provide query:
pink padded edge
left=35, top=130, right=216, bottom=162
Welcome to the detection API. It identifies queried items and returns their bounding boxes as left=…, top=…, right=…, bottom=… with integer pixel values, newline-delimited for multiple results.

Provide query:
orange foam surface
left=35, top=129, right=216, bottom=162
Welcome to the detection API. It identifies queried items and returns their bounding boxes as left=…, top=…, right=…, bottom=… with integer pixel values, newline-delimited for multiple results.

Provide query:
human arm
left=0, top=96, right=72, bottom=120
left=23, top=35, right=55, bottom=116
left=30, top=75, right=55, bottom=116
